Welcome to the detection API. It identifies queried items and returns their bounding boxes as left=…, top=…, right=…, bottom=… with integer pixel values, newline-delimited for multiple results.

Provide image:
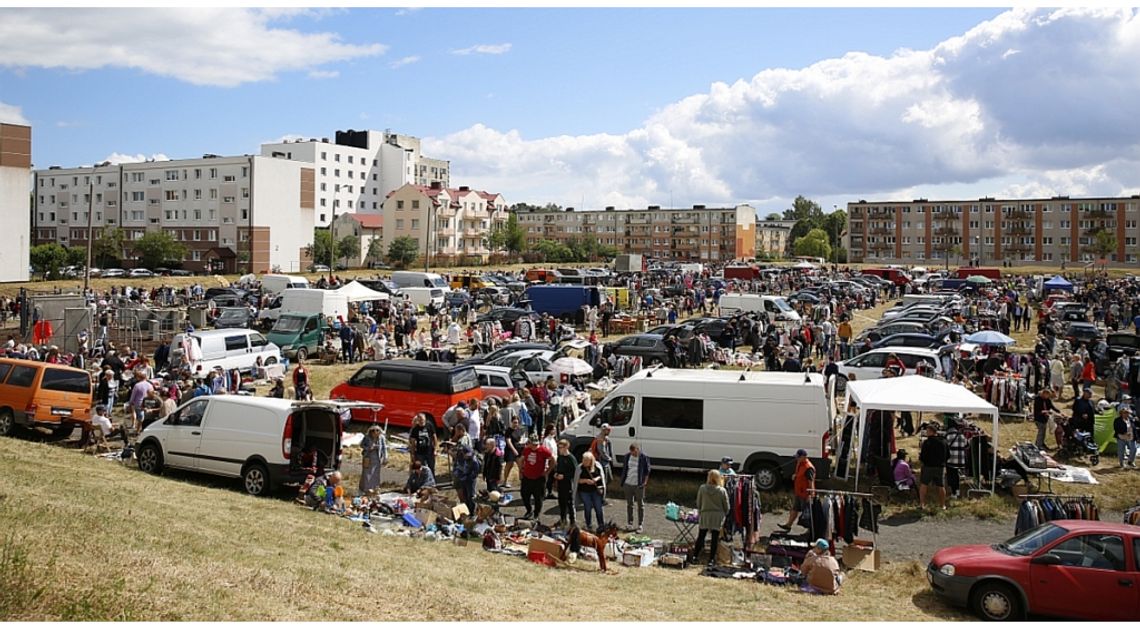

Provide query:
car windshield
left=218, top=309, right=245, bottom=320
left=771, top=298, right=793, bottom=312
left=996, top=523, right=1067, bottom=556
left=272, top=316, right=305, bottom=333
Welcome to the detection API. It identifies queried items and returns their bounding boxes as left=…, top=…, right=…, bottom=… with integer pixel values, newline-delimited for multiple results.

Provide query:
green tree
left=387, top=236, right=420, bottom=268
left=1089, top=229, right=1116, bottom=259
left=65, top=247, right=86, bottom=268
left=306, top=229, right=333, bottom=267
left=532, top=239, right=574, bottom=263
left=782, top=195, right=824, bottom=222
left=132, top=231, right=188, bottom=269
left=793, top=228, right=832, bottom=261
left=336, top=235, right=360, bottom=268
left=365, top=238, right=384, bottom=265
left=503, top=212, right=526, bottom=254
left=30, top=243, right=69, bottom=279
left=764, top=212, right=782, bottom=221
left=821, top=210, right=847, bottom=249
left=487, top=224, right=508, bottom=252
left=93, top=227, right=125, bottom=268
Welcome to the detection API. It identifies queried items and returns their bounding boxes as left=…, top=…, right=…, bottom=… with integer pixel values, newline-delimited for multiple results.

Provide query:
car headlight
left=939, top=564, right=956, bottom=577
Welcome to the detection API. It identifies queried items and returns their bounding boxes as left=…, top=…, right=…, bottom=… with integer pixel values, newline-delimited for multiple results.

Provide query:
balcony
left=870, top=240, right=893, bottom=252
left=1006, top=241, right=1031, bottom=252
left=1084, top=208, right=1112, bottom=219
left=437, top=228, right=455, bottom=237
left=1006, top=223, right=1033, bottom=236
left=463, top=229, right=484, bottom=238
left=870, top=226, right=892, bottom=236
left=1006, top=209, right=1032, bottom=220
left=935, top=226, right=959, bottom=237
left=934, top=212, right=957, bottom=222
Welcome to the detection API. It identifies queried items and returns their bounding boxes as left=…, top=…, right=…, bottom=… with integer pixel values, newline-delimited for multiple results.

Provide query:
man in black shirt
left=1033, top=388, right=1061, bottom=450
left=918, top=423, right=948, bottom=510
left=1070, top=388, right=1096, bottom=436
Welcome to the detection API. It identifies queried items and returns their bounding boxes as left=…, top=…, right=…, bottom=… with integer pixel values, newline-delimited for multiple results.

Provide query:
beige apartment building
left=513, top=204, right=757, bottom=262
left=755, top=219, right=796, bottom=258
left=380, top=182, right=507, bottom=263
left=33, top=155, right=314, bottom=273
left=846, top=196, right=1140, bottom=266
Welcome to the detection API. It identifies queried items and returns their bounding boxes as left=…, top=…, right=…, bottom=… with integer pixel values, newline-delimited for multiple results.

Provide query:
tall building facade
left=513, top=204, right=757, bottom=261
left=260, top=129, right=449, bottom=227
left=755, top=219, right=796, bottom=257
left=0, top=123, right=31, bottom=282
left=846, top=196, right=1140, bottom=266
left=381, top=182, right=507, bottom=263
left=33, top=155, right=314, bottom=274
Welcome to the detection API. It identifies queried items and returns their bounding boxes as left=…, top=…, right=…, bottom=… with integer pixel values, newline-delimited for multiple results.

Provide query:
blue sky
left=2, top=7, right=1139, bottom=215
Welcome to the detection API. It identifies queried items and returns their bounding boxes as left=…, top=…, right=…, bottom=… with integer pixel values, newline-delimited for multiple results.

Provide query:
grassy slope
left=0, top=438, right=966, bottom=621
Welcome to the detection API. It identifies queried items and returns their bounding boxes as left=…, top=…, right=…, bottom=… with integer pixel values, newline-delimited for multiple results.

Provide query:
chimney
left=647, top=205, right=661, bottom=210
left=459, top=185, right=470, bottom=192
left=693, top=204, right=706, bottom=210
left=605, top=206, right=615, bottom=211
left=430, top=181, right=443, bottom=190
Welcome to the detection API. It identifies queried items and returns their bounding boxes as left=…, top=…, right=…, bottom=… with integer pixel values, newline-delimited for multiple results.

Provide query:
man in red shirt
left=1080, top=356, right=1097, bottom=392
left=519, top=435, right=554, bottom=522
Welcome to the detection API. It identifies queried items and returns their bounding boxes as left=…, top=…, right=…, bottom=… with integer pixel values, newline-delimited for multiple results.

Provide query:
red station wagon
left=329, top=361, right=482, bottom=430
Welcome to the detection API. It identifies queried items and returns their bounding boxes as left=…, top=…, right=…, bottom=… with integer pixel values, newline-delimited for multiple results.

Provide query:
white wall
left=0, top=168, right=30, bottom=282
left=251, top=156, right=312, bottom=274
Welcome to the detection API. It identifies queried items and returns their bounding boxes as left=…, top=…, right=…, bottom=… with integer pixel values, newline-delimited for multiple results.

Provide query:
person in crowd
left=482, top=437, right=504, bottom=494
left=293, top=355, right=311, bottom=401
left=718, top=456, right=737, bottom=476
left=1114, top=405, right=1137, bottom=469
left=541, top=423, right=559, bottom=499
left=918, top=422, right=948, bottom=510
left=619, top=443, right=651, bottom=532
left=892, top=449, right=917, bottom=491
left=944, top=417, right=969, bottom=497
left=554, top=439, right=578, bottom=528
left=127, top=369, right=153, bottom=434
left=267, top=377, right=285, bottom=399
left=89, top=404, right=129, bottom=445
left=575, top=451, right=606, bottom=532
left=501, top=416, right=525, bottom=488
left=779, top=449, right=815, bottom=532
left=452, top=444, right=480, bottom=515
left=358, top=425, right=386, bottom=494
left=451, top=422, right=472, bottom=451
left=688, top=469, right=729, bottom=566
left=159, top=387, right=178, bottom=418
left=1071, top=387, right=1096, bottom=436
left=519, top=434, right=554, bottom=522
left=1033, top=388, right=1061, bottom=450
left=408, top=412, right=437, bottom=476
left=801, top=539, right=843, bottom=595
left=590, top=423, right=615, bottom=486
left=404, top=459, right=437, bottom=499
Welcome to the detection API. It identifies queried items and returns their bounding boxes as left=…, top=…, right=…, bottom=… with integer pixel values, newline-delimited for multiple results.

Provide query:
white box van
left=260, top=274, right=310, bottom=296
left=170, top=329, right=282, bottom=375
left=136, top=396, right=377, bottom=496
left=276, top=288, right=349, bottom=320
left=391, top=271, right=450, bottom=292
left=718, top=293, right=802, bottom=322
left=399, top=287, right=445, bottom=310
left=561, top=368, right=832, bottom=490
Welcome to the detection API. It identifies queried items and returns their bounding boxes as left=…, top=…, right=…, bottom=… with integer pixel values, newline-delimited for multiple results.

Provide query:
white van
left=169, top=329, right=282, bottom=374
left=561, top=368, right=832, bottom=490
left=391, top=271, right=450, bottom=292
left=718, top=293, right=802, bottom=322
left=261, top=288, right=350, bottom=323
left=399, top=287, right=445, bottom=311
left=260, top=274, right=310, bottom=296
left=135, top=396, right=375, bottom=496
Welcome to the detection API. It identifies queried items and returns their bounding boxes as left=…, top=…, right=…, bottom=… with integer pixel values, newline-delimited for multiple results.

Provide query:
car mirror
left=1030, top=552, right=1062, bottom=566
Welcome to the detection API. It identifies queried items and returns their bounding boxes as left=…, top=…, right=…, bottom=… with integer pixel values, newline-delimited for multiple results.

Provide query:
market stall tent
left=334, top=280, right=390, bottom=302
left=1043, top=275, right=1074, bottom=292
left=844, top=376, right=1000, bottom=493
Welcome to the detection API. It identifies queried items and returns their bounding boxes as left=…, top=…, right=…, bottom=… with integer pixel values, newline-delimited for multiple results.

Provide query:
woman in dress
left=688, top=469, right=729, bottom=566
left=358, top=425, right=387, bottom=494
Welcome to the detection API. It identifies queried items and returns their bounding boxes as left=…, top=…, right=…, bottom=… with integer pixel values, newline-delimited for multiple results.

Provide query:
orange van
left=0, top=358, right=93, bottom=438
left=329, top=361, right=483, bottom=430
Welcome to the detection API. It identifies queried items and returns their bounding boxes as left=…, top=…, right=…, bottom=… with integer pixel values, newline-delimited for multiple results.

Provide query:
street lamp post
left=423, top=202, right=434, bottom=272
left=84, top=181, right=94, bottom=293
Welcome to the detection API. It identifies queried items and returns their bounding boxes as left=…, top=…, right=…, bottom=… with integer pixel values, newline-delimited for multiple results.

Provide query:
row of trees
left=29, top=228, right=189, bottom=278
left=778, top=195, right=848, bottom=263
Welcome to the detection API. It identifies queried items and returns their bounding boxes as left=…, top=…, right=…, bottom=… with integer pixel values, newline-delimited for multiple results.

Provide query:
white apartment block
left=260, top=129, right=449, bottom=227
left=513, top=204, right=758, bottom=262
left=33, top=155, right=314, bottom=274
left=382, top=183, right=507, bottom=263
left=846, top=196, right=1140, bottom=266
left=0, top=123, right=31, bottom=282
left=755, top=219, right=796, bottom=257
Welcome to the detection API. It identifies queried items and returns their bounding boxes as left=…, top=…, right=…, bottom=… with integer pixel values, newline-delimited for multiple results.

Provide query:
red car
left=928, top=520, right=1140, bottom=620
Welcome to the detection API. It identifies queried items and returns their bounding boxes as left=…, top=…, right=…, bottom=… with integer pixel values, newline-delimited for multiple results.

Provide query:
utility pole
left=84, top=181, right=94, bottom=293
left=328, top=192, right=336, bottom=285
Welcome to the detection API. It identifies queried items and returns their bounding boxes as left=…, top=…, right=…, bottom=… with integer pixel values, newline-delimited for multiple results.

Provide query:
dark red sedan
left=928, top=520, right=1139, bottom=620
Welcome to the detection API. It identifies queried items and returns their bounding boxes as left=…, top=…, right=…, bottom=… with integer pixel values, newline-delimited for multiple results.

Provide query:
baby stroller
left=1053, top=415, right=1100, bottom=467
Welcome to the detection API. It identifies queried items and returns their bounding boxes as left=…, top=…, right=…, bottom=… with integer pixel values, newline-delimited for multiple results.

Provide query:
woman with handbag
left=358, top=425, right=387, bottom=494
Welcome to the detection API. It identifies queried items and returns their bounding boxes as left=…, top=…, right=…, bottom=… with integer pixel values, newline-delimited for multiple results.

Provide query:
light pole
left=84, top=180, right=94, bottom=293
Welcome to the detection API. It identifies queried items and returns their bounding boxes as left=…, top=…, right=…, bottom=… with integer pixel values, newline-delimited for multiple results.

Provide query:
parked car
left=329, top=361, right=483, bottom=429
left=605, top=333, right=671, bottom=364
left=928, top=521, right=1140, bottom=621
left=788, top=290, right=822, bottom=304
left=1098, top=332, right=1140, bottom=375
left=475, top=307, right=540, bottom=328
left=213, top=307, right=253, bottom=330
left=129, top=268, right=155, bottom=278
left=1064, top=321, right=1102, bottom=346
left=870, top=333, right=942, bottom=350
left=835, top=347, right=942, bottom=390
left=309, top=264, right=331, bottom=273
left=445, top=290, right=472, bottom=309
left=0, top=358, right=93, bottom=438
left=170, top=269, right=193, bottom=277
left=855, top=321, right=932, bottom=343
left=474, top=365, right=530, bottom=400
left=462, top=342, right=553, bottom=366
left=101, top=268, right=126, bottom=278
left=485, top=349, right=557, bottom=385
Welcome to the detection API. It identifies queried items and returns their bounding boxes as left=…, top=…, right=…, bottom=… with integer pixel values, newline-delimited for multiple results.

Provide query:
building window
left=334, top=169, right=341, bottom=177
left=412, top=200, right=420, bottom=209
left=194, top=209, right=202, bottom=221
left=131, top=191, right=144, bottom=202
left=165, top=190, right=177, bottom=201
left=320, top=199, right=326, bottom=207
left=321, top=152, right=327, bottom=160
left=320, top=167, right=327, bottom=176
left=165, top=170, right=179, bottom=181
left=223, top=196, right=234, bottom=203
left=396, top=219, right=404, bottom=229
left=194, top=189, right=202, bottom=200
left=241, top=209, right=248, bottom=220
left=348, top=155, right=353, bottom=164
left=334, top=154, right=340, bottom=162
left=241, top=166, right=248, bottom=178
left=319, top=213, right=326, bottom=222
left=411, top=219, right=420, bottom=229
left=320, top=183, right=327, bottom=192
left=397, top=200, right=404, bottom=209
left=241, top=188, right=249, bottom=199
left=209, top=168, right=217, bottom=179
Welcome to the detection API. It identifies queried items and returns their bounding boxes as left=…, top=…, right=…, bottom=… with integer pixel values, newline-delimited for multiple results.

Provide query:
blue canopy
left=1043, top=275, right=1074, bottom=292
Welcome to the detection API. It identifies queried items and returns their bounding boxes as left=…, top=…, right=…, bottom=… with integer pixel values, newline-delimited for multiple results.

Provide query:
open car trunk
left=287, top=401, right=382, bottom=477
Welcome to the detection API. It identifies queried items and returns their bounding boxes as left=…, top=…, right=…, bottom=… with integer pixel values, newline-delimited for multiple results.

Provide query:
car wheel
left=970, top=581, right=1023, bottom=621
left=0, top=409, right=16, bottom=437
left=295, top=347, right=308, bottom=362
left=137, top=442, right=163, bottom=474
left=751, top=462, right=782, bottom=491
left=1090, top=454, right=1099, bottom=466
left=242, top=462, right=271, bottom=497
left=265, top=357, right=277, bottom=366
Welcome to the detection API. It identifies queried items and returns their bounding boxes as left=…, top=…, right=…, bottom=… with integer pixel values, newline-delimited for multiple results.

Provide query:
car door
left=161, top=398, right=210, bottom=471
left=222, top=334, right=250, bottom=370
left=846, top=352, right=887, bottom=380
left=1029, top=532, right=1136, bottom=620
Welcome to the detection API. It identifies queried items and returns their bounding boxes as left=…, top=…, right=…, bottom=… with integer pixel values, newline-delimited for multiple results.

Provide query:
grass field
left=0, top=437, right=969, bottom=621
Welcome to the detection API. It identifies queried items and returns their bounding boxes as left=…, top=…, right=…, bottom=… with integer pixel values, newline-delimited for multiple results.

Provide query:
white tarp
left=844, top=375, right=1000, bottom=493
left=334, top=280, right=390, bottom=302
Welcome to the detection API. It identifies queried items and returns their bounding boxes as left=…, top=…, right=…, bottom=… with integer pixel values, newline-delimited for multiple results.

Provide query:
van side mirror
left=1030, top=553, right=1062, bottom=566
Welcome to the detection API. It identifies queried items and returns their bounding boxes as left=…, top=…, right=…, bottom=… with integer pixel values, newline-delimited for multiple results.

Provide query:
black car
left=1064, top=322, right=1102, bottom=346
left=214, top=307, right=252, bottom=329
left=445, top=290, right=473, bottom=309
left=605, top=334, right=671, bottom=364
left=789, top=290, right=822, bottom=304
left=870, top=332, right=940, bottom=350
left=462, top=341, right=553, bottom=366
left=1096, top=332, right=1140, bottom=375
left=476, top=307, right=540, bottom=327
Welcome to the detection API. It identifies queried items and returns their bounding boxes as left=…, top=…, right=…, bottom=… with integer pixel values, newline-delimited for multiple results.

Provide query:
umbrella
left=965, top=275, right=992, bottom=285
left=792, top=261, right=816, bottom=269
left=550, top=357, right=594, bottom=377
left=964, top=330, right=1016, bottom=345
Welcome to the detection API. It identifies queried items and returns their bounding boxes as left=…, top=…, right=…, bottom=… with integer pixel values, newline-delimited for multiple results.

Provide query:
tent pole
left=991, top=410, right=999, bottom=495
left=854, top=407, right=867, bottom=492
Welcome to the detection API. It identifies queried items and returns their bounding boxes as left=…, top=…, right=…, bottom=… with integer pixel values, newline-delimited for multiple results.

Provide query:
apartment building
left=260, top=129, right=449, bottom=227
left=0, top=123, right=31, bottom=282
left=846, top=196, right=1140, bottom=266
left=513, top=204, right=757, bottom=262
left=32, top=155, right=314, bottom=274
left=381, top=182, right=507, bottom=263
left=755, top=219, right=796, bottom=258
left=331, top=212, right=383, bottom=268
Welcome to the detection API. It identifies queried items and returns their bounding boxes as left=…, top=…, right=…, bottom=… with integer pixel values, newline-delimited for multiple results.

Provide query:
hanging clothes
left=722, top=475, right=763, bottom=547
left=1015, top=497, right=1099, bottom=535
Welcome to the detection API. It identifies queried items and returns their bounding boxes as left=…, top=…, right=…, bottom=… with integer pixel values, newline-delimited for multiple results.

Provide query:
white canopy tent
left=844, top=376, right=1000, bottom=493
left=334, top=280, right=390, bottom=303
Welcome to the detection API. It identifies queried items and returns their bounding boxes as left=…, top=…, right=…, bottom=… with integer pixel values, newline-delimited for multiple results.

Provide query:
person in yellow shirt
left=837, top=319, right=853, bottom=359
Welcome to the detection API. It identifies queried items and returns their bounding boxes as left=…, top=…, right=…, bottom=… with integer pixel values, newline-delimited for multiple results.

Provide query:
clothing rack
left=1014, top=493, right=1100, bottom=535
left=803, top=489, right=880, bottom=556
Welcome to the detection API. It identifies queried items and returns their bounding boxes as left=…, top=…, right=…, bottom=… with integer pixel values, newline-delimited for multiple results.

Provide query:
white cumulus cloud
left=0, top=8, right=386, bottom=87
left=389, top=55, right=420, bottom=69
left=307, top=69, right=339, bottom=79
left=426, top=8, right=1140, bottom=209
left=0, top=101, right=28, bottom=125
left=451, top=43, right=512, bottom=56
left=101, top=153, right=171, bottom=165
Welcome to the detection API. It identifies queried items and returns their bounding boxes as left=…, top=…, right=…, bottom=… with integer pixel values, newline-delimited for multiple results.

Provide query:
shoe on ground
left=776, top=523, right=791, bottom=532
left=636, top=525, right=643, bottom=533
left=500, top=483, right=512, bottom=489
left=545, top=493, right=555, bottom=500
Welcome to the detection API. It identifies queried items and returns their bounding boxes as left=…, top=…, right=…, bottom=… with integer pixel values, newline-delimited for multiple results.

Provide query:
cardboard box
left=622, top=548, right=655, bottom=567
left=528, top=537, right=564, bottom=562
left=842, top=542, right=881, bottom=572
left=527, top=549, right=556, bottom=567
left=414, top=508, right=438, bottom=527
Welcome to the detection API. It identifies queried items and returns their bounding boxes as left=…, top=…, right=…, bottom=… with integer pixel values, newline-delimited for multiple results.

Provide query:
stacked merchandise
left=722, top=475, right=763, bottom=548
left=1014, top=495, right=1100, bottom=535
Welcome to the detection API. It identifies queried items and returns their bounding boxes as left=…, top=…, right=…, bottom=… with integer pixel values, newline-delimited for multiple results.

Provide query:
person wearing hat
left=89, top=404, right=129, bottom=445
left=778, top=449, right=815, bottom=532
left=801, top=539, right=843, bottom=595
left=1114, top=405, right=1137, bottom=469
left=718, top=457, right=737, bottom=476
